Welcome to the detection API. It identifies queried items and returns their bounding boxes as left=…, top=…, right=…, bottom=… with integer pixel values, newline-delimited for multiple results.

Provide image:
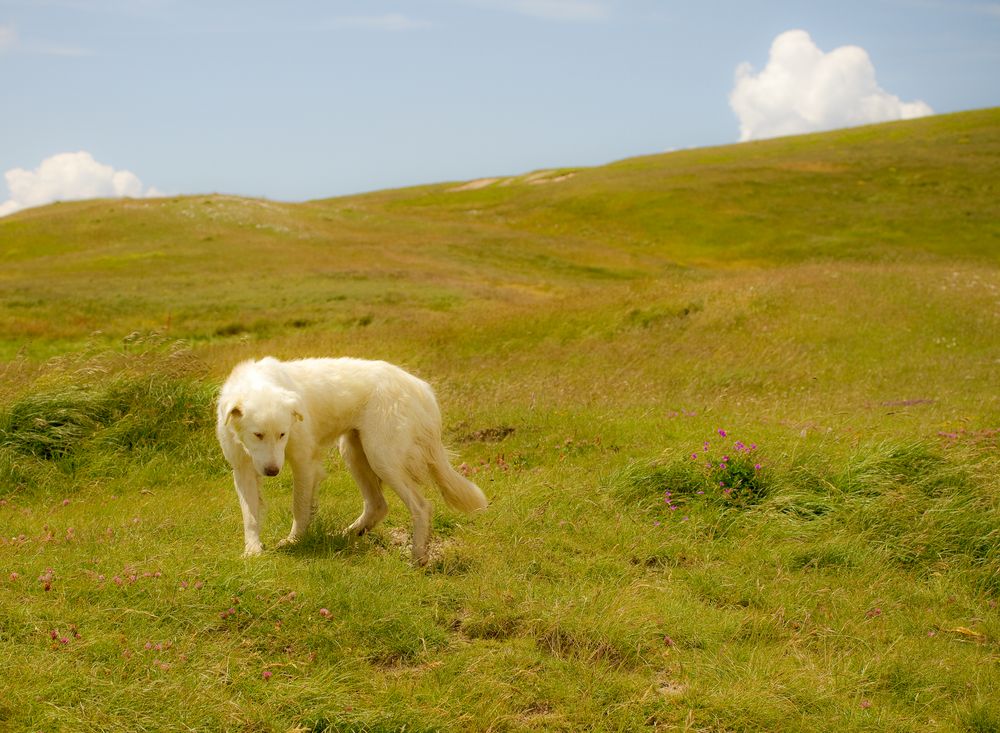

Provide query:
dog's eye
left=279, top=433, right=286, bottom=439
left=254, top=433, right=264, bottom=440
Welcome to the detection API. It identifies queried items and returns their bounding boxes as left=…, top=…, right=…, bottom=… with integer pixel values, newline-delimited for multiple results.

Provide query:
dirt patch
left=526, top=171, right=576, bottom=185
left=448, top=178, right=501, bottom=192
left=776, top=161, right=846, bottom=174
left=459, top=426, right=515, bottom=443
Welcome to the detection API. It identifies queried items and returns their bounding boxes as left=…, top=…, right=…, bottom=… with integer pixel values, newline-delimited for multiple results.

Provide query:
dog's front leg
left=277, top=455, right=323, bottom=548
left=232, top=463, right=264, bottom=556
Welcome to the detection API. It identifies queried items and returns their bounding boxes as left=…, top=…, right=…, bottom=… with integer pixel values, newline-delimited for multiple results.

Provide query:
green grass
left=1, top=109, right=999, bottom=731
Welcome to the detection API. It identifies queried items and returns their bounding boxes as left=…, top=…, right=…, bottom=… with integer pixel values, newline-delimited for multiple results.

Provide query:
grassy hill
left=1, top=108, right=998, bottom=732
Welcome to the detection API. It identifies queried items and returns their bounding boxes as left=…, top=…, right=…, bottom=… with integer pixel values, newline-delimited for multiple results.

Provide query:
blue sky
left=0, top=0, right=998, bottom=211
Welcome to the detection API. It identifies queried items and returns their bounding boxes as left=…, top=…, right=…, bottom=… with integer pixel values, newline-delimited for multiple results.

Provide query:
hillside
left=1, top=109, right=998, bottom=732
left=0, top=108, right=997, bottom=360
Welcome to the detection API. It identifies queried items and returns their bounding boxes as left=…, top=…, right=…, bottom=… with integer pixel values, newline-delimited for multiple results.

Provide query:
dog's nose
left=264, top=465, right=280, bottom=477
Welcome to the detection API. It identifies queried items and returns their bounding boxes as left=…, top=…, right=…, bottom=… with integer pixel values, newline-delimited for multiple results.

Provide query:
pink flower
left=718, top=429, right=727, bottom=437
left=262, top=670, right=273, bottom=680
left=62, top=499, right=70, bottom=507
left=319, top=608, right=332, bottom=618
left=860, top=699, right=872, bottom=709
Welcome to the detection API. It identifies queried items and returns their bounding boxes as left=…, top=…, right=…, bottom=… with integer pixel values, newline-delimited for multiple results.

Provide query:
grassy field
left=1, top=108, right=998, bottom=732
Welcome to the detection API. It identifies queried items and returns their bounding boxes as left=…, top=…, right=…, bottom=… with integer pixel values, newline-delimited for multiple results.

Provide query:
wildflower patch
left=611, top=429, right=768, bottom=523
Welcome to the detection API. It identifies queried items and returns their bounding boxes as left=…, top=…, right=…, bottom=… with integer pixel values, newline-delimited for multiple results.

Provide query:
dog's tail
left=429, top=445, right=489, bottom=514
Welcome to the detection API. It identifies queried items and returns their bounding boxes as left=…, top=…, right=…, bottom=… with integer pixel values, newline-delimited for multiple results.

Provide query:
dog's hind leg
left=232, top=463, right=265, bottom=557
left=340, top=430, right=389, bottom=536
left=368, top=461, right=432, bottom=566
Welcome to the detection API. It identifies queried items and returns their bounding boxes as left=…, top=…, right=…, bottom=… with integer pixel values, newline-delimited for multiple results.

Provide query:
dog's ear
left=282, top=391, right=304, bottom=422
left=225, top=404, right=243, bottom=424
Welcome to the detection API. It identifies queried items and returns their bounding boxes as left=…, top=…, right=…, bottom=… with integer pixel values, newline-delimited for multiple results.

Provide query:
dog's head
left=223, top=386, right=303, bottom=477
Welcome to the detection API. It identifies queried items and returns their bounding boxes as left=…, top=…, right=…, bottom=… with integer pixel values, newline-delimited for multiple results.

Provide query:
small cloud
left=0, top=24, right=19, bottom=52
left=32, top=42, right=94, bottom=57
left=514, top=0, right=608, bottom=20
left=730, top=30, right=934, bottom=142
left=0, top=23, right=92, bottom=56
left=0, top=152, right=161, bottom=217
left=327, top=14, right=432, bottom=31
left=471, top=0, right=610, bottom=21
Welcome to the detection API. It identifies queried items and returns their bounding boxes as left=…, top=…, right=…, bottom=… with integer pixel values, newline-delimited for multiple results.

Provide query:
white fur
left=215, top=356, right=488, bottom=565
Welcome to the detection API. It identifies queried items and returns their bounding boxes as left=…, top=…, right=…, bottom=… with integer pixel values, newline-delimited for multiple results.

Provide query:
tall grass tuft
left=0, top=332, right=216, bottom=496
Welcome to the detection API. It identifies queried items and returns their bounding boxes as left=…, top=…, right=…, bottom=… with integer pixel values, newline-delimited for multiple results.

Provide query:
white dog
left=215, top=356, right=488, bottom=565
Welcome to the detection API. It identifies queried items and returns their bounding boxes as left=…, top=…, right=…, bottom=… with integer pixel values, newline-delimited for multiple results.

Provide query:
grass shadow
left=276, top=515, right=371, bottom=560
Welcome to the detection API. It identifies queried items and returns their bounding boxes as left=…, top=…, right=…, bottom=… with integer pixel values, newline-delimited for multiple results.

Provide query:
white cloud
left=513, top=0, right=608, bottom=20
left=730, top=30, right=934, bottom=142
left=0, top=152, right=162, bottom=217
left=0, top=22, right=92, bottom=56
left=327, top=14, right=432, bottom=31
left=0, top=24, right=18, bottom=52
left=471, top=0, right=609, bottom=21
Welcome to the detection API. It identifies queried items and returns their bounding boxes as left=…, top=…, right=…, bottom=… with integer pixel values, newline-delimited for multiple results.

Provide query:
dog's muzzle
left=264, top=465, right=280, bottom=477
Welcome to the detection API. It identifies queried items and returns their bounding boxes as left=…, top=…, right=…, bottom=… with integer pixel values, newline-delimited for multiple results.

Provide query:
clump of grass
left=962, top=700, right=1000, bottom=733
left=610, top=429, right=769, bottom=521
left=613, top=434, right=999, bottom=594
left=827, top=442, right=1000, bottom=590
left=695, top=429, right=768, bottom=507
left=0, top=333, right=215, bottom=495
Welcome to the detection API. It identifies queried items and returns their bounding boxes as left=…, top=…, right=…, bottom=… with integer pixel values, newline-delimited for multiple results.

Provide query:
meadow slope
left=0, top=109, right=998, bottom=732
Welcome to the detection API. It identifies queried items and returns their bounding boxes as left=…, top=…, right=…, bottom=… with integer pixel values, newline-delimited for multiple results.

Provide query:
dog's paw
left=412, top=550, right=430, bottom=568
left=242, top=543, right=264, bottom=558
left=343, top=520, right=369, bottom=537
left=274, top=536, right=300, bottom=550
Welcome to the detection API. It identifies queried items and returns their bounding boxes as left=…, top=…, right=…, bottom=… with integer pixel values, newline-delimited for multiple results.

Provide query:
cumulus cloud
left=730, top=30, right=934, bottom=142
left=0, top=152, right=162, bottom=217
